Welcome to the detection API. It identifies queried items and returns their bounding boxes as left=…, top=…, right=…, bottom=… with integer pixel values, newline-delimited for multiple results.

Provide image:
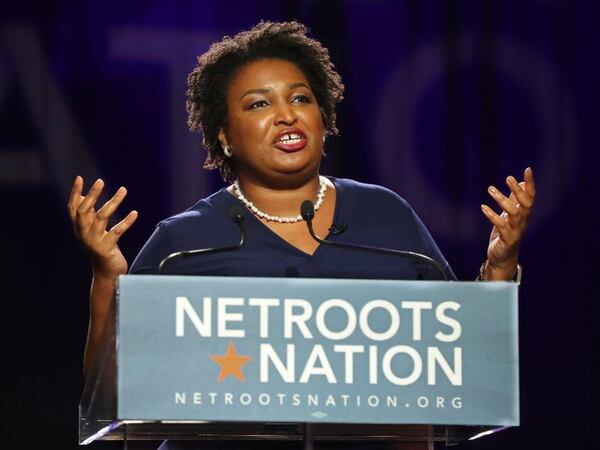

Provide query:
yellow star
left=210, top=342, right=252, bottom=382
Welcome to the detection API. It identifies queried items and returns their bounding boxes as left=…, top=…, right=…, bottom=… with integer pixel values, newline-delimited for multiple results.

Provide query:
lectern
left=79, top=275, right=519, bottom=448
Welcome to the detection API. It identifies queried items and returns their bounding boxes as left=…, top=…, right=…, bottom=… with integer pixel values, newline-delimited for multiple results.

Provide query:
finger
left=67, top=176, right=84, bottom=220
left=76, top=178, right=105, bottom=224
left=506, top=176, right=533, bottom=209
left=91, top=186, right=128, bottom=233
left=106, top=210, right=138, bottom=245
left=488, top=185, right=519, bottom=216
left=523, top=166, right=536, bottom=198
left=481, top=205, right=514, bottom=242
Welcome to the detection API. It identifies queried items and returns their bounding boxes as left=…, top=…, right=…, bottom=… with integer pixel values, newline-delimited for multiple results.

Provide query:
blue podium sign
left=117, top=275, right=518, bottom=426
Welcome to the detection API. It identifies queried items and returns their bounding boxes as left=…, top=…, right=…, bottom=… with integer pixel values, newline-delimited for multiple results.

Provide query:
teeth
left=279, top=133, right=303, bottom=143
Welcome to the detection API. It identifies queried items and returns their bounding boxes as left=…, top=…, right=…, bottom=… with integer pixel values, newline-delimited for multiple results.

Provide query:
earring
left=321, top=135, right=327, bottom=156
left=223, top=145, right=233, bottom=158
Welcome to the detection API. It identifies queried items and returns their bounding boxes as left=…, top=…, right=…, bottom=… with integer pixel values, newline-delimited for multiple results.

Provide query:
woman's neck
left=232, top=174, right=323, bottom=218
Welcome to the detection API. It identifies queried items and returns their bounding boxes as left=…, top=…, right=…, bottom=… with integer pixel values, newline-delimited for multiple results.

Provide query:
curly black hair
left=186, top=20, right=345, bottom=182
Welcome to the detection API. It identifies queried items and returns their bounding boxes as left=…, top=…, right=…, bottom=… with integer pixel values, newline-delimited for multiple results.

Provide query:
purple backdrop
left=1, top=1, right=597, bottom=449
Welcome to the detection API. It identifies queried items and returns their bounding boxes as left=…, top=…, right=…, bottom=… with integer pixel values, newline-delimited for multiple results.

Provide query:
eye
left=292, top=95, right=311, bottom=104
left=249, top=100, right=269, bottom=109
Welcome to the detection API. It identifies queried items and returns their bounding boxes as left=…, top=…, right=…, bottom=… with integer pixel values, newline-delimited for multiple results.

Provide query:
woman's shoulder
left=330, top=176, right=412, bottom=209
left=129, top=188, right=237, bottom=273
left=157, top=187, right=234, bottom=230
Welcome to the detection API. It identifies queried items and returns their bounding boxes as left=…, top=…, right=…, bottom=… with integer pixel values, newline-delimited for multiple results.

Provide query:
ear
left=218, top=128, right=228, bottom=149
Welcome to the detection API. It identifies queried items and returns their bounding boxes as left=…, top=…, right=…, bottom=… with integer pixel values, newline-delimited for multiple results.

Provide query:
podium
left=79, top=275, right=519, bottom=448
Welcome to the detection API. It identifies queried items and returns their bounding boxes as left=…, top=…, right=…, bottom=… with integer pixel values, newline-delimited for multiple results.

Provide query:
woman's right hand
left=68, top=176, right=138, bottom=278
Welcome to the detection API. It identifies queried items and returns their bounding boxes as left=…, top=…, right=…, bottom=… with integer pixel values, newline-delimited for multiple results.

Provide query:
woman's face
left=219, top=59, right=324, bottom=186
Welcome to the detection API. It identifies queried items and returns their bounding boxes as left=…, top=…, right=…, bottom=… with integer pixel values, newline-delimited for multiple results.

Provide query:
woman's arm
left=480, top=167, right=536, bottom=281
left=67, top=176, right=138, bottom=377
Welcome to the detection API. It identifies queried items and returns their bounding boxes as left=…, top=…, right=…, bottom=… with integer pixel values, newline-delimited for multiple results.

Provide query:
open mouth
left=273, top=129, right=308, bottom=152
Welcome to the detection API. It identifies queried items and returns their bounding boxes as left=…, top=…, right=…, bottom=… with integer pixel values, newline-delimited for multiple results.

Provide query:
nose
left=273, top=100, right=297, bottom=125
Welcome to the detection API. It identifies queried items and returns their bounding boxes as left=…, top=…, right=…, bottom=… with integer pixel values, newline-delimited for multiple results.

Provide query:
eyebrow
left=239, top=82, right=311, bottom=101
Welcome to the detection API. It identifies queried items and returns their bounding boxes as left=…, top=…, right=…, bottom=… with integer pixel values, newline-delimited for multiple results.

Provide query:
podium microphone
left=157, top=206, right=246, bottom=274
left=300, top=200, right=449, bottom=281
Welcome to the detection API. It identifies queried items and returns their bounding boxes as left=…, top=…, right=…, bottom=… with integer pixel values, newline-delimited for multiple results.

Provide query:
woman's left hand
left=480, top=167, right=536, bottom=280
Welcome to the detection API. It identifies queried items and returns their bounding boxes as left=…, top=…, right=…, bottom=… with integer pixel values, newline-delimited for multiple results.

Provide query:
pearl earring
left=223, top=145, right=233, bottom=158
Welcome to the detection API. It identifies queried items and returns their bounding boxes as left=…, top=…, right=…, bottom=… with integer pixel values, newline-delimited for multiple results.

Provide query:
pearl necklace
left=233, top=177, right=328, bottom=223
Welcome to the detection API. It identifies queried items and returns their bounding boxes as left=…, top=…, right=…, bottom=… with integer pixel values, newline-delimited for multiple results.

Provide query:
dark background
left=1, top=1, right=597, bottom=449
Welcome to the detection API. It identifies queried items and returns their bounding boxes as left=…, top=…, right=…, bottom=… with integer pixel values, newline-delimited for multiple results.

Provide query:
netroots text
left=175, top=297, right=462, bottom=386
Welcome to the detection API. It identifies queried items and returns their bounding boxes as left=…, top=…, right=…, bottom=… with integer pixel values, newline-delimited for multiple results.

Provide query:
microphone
left=329, top=223, right=348, bottom=235
left=157, top=206, right=246, bottom=274
left=300, top=200, right=449, bottom=281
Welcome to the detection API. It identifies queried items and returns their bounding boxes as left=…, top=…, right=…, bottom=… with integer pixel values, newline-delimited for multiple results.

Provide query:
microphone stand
left=157, top=207, right=246, bottom=274
left=300, top=200, right=449, bottom=281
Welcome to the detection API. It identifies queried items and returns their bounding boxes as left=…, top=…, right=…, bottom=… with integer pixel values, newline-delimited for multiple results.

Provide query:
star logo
left=210, top=342, right=252, bottom=382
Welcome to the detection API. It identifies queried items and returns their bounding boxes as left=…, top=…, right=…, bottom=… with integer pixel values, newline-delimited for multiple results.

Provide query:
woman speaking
left=68, top=20, right=535, bottom=449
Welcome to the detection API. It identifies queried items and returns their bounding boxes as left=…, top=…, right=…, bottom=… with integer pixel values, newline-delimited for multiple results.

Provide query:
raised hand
left=67, top=176, right=138, bottom=278
left=480, top=167, right=536, bottom=280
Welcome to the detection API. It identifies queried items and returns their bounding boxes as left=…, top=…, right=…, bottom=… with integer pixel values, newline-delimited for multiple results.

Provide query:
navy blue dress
left=129, top=177, right=455, bottom=450
left=130, top=177, right=454, bottom=281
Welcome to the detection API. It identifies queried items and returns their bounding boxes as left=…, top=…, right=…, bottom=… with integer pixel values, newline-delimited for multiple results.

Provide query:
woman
left=68, top=20, right=535, bottom=448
